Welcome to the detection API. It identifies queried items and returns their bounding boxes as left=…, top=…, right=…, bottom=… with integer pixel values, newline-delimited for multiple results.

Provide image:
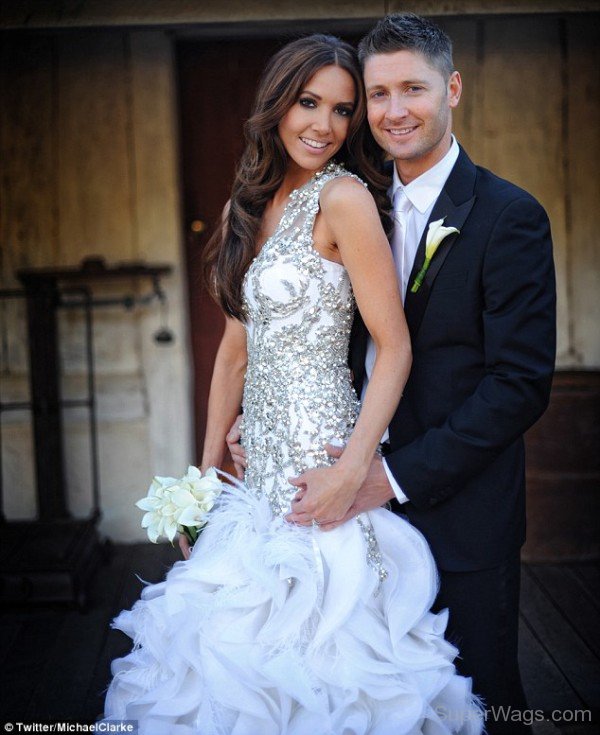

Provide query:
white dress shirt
left=361, top=136, right=460, bottom=503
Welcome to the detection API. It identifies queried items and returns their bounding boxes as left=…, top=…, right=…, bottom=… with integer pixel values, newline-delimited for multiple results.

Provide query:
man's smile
left=385, top=125, right=419, bottom=137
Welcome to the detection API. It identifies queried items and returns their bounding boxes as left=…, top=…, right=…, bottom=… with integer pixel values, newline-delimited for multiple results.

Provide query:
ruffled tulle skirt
left=103, top=482, right=484, bottom=734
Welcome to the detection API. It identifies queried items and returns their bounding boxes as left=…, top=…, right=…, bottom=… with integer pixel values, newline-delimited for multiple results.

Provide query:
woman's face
left=278, top=64, right=356, bottom=175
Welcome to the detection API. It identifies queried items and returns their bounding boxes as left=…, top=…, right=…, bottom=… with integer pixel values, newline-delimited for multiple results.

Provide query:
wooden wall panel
left=128, top=31, right=180, bottom=262
left=0, top=28, right=192, bottom=533
left=478, top=17, right=570, bottom=363
left=440, top=16, right=484, bottom=159
left=0, top=35, right=56, bottom=375
left=0, top=35, right=57, bottom=279
left=129, top=30, right=194, bottom=473
left=1, top=0, right=597, bottom=28
left=388, top=0, right=598, bottom=13
left=524, top=372, right=599, bottom=561
left=567, top=16, right=600, bottom=367
left=56, top=31, right=133, bottom=266
left=55, top=31, right=139, bottom=376
left=0, top=0, right=385, bottom=27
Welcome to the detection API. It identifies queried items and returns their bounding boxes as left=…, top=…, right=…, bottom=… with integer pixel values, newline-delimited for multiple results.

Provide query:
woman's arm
left=179, top=315, right=246, bottom=559
left=200, top=316, right=248, bottom=470
left=287, top=177, right=411, bottom=523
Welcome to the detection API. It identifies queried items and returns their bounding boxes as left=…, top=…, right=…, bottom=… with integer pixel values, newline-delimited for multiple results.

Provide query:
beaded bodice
left=241, top=163, right=362, bottom=516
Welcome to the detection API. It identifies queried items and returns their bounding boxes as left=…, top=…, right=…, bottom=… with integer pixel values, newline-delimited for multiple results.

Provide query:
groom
left=228, top=13, right=556, bottom=734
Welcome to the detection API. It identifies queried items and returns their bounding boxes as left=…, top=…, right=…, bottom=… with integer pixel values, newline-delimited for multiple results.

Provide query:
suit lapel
left=404, top=148, right=477, bottom=338
left=349, top=146, right=478, bottom=388
left=349, top=310, right=368, bottom=394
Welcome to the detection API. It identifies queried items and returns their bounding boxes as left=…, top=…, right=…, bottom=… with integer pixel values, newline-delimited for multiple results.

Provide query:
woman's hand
left=285, top=456, right=363, bottom=527
left=178, top=534, right=192, bottom=560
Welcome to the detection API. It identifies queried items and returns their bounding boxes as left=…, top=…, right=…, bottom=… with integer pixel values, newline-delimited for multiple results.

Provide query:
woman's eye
left=335, top=106, right=353, bottom=117
left=299, top=97, right=316, bottom=108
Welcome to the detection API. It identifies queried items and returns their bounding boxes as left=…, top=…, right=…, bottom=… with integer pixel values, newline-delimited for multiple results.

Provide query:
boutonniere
left=410, top=218, right=460, bottom=293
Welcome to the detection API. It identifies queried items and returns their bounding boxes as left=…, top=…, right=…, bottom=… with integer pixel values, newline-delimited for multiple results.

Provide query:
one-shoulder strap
left=282, top=163, right=368, bottom=241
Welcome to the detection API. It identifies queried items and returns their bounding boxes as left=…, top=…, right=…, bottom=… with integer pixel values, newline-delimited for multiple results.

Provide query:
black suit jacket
left=350, top=146, right=556, bottom=572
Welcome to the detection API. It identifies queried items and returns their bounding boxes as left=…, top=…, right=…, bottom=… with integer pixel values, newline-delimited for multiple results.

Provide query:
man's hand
left=226, top=414, right=246, bottom=479
left=178, top=534, right=192, bottom=560
left=286, top=444, right=396, bottom=531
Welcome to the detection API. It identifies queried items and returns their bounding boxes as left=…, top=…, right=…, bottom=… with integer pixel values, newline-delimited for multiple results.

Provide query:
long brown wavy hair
left=203, top=34, right=391, bottom=320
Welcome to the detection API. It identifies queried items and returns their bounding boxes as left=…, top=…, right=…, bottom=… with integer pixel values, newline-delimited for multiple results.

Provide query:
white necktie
left=391, top=187, right=413, bottom=301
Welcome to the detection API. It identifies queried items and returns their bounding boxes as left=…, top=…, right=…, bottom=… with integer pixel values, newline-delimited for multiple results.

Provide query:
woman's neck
left=276, top=161, right=325, bottom=202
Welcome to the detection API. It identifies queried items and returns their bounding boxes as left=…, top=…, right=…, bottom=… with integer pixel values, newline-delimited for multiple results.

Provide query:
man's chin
left=374, top=136, right=423, bottom=162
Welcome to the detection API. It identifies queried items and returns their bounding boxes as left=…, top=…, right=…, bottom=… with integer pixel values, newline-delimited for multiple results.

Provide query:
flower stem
left=410, top=257, right=431, bottom=293
left=183, top=526, right=198, bottom=545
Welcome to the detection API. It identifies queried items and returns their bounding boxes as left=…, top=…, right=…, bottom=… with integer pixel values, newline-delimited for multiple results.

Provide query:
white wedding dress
left=103, top=163, right=484, bottom=735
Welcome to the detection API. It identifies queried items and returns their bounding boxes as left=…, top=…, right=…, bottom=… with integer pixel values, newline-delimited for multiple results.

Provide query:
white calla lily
left=177, top=504, right=210, bottom=528
left=410, top=217, right=460, bottom=293
left=184, top=466, right=223, bottom=497
left=163, top=516, right=179, bottom=543
left=135, top=495, right=161, bottom=512
left=154, top=475, right=179, bottom=487
left=171, top=486, right=197, bottom=509
left=136, top=466, right=224, bottom=545
left=141, top=511, right=155, bottom=529
left=425, top=219, right=460, bottom=259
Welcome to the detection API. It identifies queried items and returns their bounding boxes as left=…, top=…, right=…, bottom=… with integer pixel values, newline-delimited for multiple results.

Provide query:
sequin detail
left=241, top=161, right=387, bottom=584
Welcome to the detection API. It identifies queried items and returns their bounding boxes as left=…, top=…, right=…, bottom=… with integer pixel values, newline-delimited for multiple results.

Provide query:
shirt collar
left=391, top=135, right=460, bottom=214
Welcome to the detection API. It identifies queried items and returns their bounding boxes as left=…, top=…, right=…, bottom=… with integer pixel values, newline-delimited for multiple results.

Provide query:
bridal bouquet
left=136, top=466, right=224, bottom=545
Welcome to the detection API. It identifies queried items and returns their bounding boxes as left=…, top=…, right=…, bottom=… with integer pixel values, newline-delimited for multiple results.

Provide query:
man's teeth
left=301, top=137, right=328, bottom=149
left=389, top=127, right=416, bottom=135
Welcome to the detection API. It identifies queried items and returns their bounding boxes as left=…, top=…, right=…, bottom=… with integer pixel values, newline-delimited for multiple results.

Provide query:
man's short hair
left=358, top=13, right=454, bottom=80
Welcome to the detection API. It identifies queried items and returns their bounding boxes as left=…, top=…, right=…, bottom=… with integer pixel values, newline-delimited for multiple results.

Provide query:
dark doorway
left=177, top=38, right=282, bottom=462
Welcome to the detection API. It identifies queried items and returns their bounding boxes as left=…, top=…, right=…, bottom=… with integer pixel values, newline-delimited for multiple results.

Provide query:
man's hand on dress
left=286, top=444, right=396, bottom=531
left=226, top=414, right=246, bottom=479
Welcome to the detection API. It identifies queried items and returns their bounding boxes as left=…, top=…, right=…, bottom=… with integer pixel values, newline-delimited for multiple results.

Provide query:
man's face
left=363, top=49, right=461, bottom=182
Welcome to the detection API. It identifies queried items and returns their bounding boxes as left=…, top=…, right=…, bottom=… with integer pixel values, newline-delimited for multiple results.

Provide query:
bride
left=103, top=34, right=483, bottom=735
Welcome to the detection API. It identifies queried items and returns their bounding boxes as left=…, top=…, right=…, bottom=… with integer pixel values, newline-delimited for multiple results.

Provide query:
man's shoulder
left=469, top=158, right=545, bottom=215
left=474, top=164, right=533, bottom=200
left=457, top=157, right=552, bottom=247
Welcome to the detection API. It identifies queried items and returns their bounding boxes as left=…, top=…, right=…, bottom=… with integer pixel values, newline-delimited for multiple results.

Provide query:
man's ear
left=448, top=70, right=462, bottom=109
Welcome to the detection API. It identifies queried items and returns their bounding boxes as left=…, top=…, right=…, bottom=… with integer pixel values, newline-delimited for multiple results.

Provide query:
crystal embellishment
left=240, top=161, right=387, bottom=585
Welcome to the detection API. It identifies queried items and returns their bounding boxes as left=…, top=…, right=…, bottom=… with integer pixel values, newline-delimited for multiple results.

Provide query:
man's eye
left=408, top=86, right=423, bottom=93
left=370, top=91, right=386, bottom=99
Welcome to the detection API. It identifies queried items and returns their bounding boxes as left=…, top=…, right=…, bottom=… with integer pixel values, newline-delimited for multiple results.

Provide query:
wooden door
left=177, top=39, right=282, bottom=461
